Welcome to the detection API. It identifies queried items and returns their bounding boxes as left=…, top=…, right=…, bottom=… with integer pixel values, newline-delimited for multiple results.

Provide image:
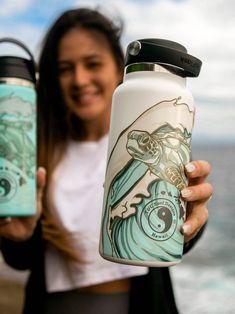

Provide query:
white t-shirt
left=45, top=135, right=148, bottom=292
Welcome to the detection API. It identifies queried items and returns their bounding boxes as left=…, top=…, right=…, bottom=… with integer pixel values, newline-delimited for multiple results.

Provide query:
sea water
left=172, top=143, right=235, bottom=314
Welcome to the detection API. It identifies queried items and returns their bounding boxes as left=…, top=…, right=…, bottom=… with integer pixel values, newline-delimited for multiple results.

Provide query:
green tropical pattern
left=0, top=85, right=36, bottom=215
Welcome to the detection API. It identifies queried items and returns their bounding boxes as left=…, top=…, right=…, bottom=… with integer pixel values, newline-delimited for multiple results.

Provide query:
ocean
left=172, top=143, right=235, bottom=314
left=0, top=143, right=235, bottom=313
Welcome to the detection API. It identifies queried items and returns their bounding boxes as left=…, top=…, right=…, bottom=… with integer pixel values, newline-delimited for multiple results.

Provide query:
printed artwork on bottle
left=100, top=97, right=194, bottom=265
left=0, top=85, right=36, bottom=215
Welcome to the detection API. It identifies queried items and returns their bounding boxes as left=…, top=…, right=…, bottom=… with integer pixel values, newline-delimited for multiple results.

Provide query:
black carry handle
left=0, top=37, right=35, bottom=62
left=0, top=37, right=36, bottom=83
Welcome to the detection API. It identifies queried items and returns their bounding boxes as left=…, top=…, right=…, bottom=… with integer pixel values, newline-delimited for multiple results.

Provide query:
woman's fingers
left=36, top=167, right=46, bottom=218
left=0, top=167, right=46, bottom=241
left=181, top=202, right=209, bottom=242
left=0, top=217, right=12, bottom=227
left=181, top=182, right=213, bottom=202
left=185, top=160, right=212, bottom=184
left=180, top=160, right=212, bottom=242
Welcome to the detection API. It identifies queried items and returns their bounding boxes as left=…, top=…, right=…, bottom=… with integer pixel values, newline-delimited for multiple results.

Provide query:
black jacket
left=1, top=223, right=204, bottom=314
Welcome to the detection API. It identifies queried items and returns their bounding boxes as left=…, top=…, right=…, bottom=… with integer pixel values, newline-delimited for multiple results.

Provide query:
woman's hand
left=0, top=167, right=46, bottom=241
left=181, top=160, right=213, bottom=243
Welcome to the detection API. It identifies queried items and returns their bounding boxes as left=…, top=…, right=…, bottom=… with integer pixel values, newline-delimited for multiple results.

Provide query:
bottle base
left=100, top=253, right=181, bottom=267
left=0, top=211, right=36, bottom=217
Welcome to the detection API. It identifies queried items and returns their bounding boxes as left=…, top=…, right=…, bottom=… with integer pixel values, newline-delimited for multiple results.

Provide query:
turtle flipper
left=165, top=166, right=186, bottom=190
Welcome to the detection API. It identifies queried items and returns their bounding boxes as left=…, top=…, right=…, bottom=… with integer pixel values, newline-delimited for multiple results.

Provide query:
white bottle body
left=100, top=68, right=194, bottom=267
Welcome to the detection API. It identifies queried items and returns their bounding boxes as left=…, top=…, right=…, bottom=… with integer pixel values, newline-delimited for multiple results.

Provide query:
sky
left=0, top=0, right=235, bottom=143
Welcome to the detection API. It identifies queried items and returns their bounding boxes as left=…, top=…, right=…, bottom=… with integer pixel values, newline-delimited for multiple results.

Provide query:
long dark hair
left=37, top=8, right=124, bottom=260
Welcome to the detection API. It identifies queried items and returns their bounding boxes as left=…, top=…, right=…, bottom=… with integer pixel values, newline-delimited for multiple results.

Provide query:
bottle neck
left=0, top=77, right=34, bottom=88
left=125, top=62, right=187, bottom=78
left=124, top=62, right=186, bottom=87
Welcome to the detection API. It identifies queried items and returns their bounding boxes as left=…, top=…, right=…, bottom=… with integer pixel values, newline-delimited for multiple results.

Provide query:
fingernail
left=185, top=162, right=196, bottom=173
left=181, top=188, right=192, bottom=198
left=182, top=223, right=191, bottom=235
left=38, top=167, right=46, bottom=174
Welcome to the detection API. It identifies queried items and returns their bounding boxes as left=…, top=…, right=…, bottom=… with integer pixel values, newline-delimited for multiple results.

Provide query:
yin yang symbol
left=0, top=178, right=11, bottom=196
left=0, top=171, right=17, bottom=203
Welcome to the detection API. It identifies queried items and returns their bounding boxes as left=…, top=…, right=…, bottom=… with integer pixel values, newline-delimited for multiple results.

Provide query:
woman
left=0, top=8, right=212, bottom=314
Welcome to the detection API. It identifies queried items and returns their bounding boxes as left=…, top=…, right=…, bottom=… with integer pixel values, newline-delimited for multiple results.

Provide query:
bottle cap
left=125, top=38, right=202, bottom=77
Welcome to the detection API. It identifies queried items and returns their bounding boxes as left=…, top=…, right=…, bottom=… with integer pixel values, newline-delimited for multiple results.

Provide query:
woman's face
left=57, top=28, right=122, bottom=132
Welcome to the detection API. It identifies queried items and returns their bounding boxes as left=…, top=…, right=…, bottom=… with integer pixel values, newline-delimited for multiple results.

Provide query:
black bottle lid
left=0, top=37, right=36, bottom=83
left=125, top=38, right=202, bottom=77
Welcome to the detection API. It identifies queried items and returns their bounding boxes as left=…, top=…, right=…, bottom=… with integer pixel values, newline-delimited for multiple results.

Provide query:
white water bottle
left=100, top=38, right=202, bottom=266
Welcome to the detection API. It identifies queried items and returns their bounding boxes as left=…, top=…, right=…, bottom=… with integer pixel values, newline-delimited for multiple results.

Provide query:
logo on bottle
left=140, top=198, right=177, bottom=241
left=0, top=170, right=17, bottom=203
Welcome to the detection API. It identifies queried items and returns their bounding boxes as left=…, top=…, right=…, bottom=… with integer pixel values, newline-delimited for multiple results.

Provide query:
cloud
left=0, top=24, right=43, bottom=59
left=0, top=0, right=32, bottom=17
left=193, top=102, right=235, bottom=143
left=74, top=0, right=235, bottom=104
left=116, top=0, right=235, bottom=103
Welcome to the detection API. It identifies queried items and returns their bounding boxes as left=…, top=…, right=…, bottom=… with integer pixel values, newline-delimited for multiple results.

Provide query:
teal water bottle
left=0, top=38, right=36, bottom=216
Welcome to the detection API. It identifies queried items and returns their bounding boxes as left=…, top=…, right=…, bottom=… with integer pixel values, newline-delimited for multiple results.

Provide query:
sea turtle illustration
left=126, top=123, right=191, bottom=190
left=100, top=99, right=192, bottom=261
left=0, top=117, right=35, bottom=179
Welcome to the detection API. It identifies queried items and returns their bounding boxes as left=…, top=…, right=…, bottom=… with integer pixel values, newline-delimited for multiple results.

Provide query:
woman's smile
left=71, top=90, right=100, bottom=106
